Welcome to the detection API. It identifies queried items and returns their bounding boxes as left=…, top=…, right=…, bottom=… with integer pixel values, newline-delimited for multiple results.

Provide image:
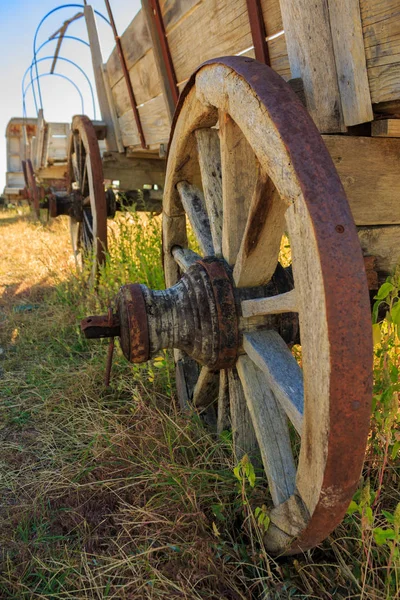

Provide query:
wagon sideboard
left=101, top=0, right=400, bottom=279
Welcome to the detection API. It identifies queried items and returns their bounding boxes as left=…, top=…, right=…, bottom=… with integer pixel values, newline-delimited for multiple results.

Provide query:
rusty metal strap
left=148, top=0, right=179, bottom=106
left=246, top=0, right=270, bottom=65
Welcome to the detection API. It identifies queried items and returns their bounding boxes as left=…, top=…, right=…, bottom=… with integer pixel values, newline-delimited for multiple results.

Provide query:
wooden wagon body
left=95, top=0, right=400, bottom=279
left=3, top=113, right=71, bottom=204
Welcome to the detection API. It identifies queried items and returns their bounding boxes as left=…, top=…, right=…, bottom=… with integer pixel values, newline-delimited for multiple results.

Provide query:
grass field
left=0, top=208, right=399, bottom=599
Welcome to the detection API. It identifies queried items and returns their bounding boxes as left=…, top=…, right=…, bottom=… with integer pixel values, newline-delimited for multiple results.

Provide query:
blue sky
left=0, top=0, right=141, bottom=192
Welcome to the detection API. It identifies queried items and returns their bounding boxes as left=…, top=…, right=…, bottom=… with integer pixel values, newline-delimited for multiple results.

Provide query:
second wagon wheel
left=162, top=57, right=373, bottom=554
left=68, top=115, right=107, bottom=280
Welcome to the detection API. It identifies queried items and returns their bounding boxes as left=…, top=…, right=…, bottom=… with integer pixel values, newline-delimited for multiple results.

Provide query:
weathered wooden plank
left=322, top=135, right=400, bottom=225
left=328, top=0, right=373, bottom=126
left=118, top=94, right=170, bottom=148
left=279, top=0, right=344, bottom=132
left=372, top=119, right=400, bottom=137
left=111, top=50, right=163, bottom=117
left=195, top=129, right=223, bottom=256
left=166, top=0, right=253, bottom=84
left=177, top=181, right=214, bottom=256
left=260, top=0, right=284, bottom=36
left=361, top=8, right=400, bottom=103
left=368, top=64, right=400, bottom=104
left=237, top=355, right=296, bottom=505
left=359, top=0, right=399, bottom=28
left=358, top=225, right=400, bottom=274
left=160, top=0, right=201, bottom=32
left=106, top=9, right=152, bottom=89
left=243, top=331, right=303, bottom=435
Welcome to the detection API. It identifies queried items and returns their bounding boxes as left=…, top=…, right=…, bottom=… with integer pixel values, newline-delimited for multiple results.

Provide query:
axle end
left=81, top=314, right=120, bottom=339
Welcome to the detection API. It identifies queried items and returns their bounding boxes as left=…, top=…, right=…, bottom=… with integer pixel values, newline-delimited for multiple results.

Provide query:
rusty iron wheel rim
left=67, top=115, right=107, bottom=282
left=162, top=57, right=373, bottom=554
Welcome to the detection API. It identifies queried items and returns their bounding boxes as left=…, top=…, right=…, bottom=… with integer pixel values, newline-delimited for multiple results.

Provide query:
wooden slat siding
left=106, top=10, right=152, bottom=89
left=360, top=3, right=400, bottom=104
left=328, top=0, right=373, bottom=126
left=358, top=225, right=400, bottom=274
left=260, top=0, right=283, bottom=35
left=159, top=0, right=202, bottom=32
left=368, top=65, right=400, bottom=104
left=360, top=0, right=400, bottom=27
left=111, top=49, right=163, bottom=117
left=279, top=0, right=345, bottom=132
left=176, top=32, right=290, bottom=97
left=372, top=119, right=400, bottom=136
left=164, top=0, right=254, bottom=84
left=118, top=94, right=170, bottom=147
left=322, top=135, right=400, bottom=226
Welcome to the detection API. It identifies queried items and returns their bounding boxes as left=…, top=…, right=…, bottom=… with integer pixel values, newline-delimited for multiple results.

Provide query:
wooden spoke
left=71, top=153, right=80, bottom=186
left=195, top=128, right=223, bottom=255
left=228, top=368, right=258, bottom=461
left=174, top=349, right=200, bottom=410
left=233, top=173, right=288, bottom=287
left=192, top=366, right=219, bottom=408
left=177, top=181, right=214, bottom=256
left=237, top=355, right=296, bottom=506
left=81, top=156, right=88, bottom=195
left=241, top=289, right=298, bottom=318
left=73, top=133, right=81, bottom=179
left=219, top=111, right=257, bottom=265
left=171, top=246, right=201, bottom=272
left=217, top=370, right=230, bottom=434
left=243, top=331, right=303, bottom=435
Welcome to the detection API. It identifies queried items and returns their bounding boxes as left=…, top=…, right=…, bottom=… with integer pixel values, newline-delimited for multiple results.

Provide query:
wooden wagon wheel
left=81, top=57, right=372, bottom=554
left=161, top=57, right=372, bottom=554
left=22, top=158, right=40, bottom=219
left=67, top=115, right=107, bottom=280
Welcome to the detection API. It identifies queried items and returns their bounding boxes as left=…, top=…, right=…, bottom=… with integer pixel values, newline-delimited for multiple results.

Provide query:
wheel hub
left=82, top=257, right=240, bottom=369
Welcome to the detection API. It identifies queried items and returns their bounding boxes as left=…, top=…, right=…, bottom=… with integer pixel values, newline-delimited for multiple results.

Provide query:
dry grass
left=0, top=208, right=399, bottom=599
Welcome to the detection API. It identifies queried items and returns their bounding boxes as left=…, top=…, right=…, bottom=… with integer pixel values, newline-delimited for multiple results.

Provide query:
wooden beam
left=371, top=119, right=400, bottom=138
left=279, top=0, right=345, bottom=132
left=84, top=5, right=119, bottom=152
left=328, top=0, right=373, bottom=126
